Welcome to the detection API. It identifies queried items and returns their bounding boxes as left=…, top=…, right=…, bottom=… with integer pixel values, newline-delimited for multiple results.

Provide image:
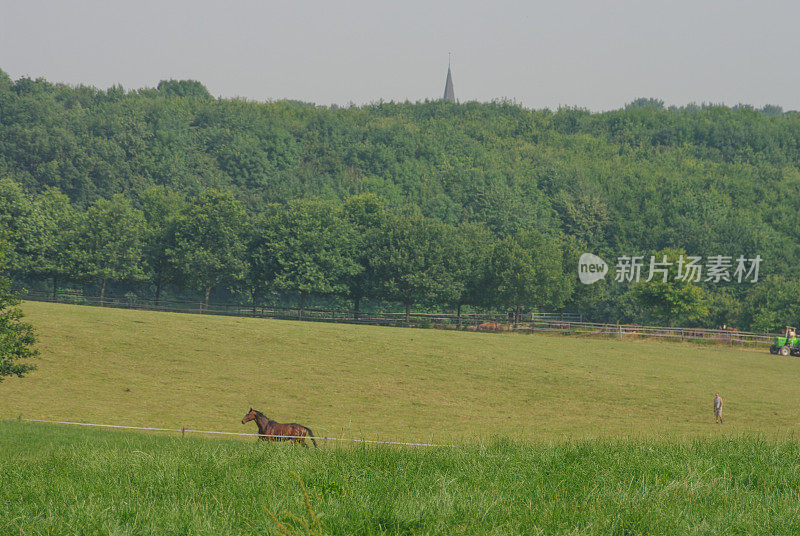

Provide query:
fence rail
left=18, top=418, right=456, bottom=447
left=517, top=321, right=775, bottom=345
left=17, top=289, right=583, bottom=326
left=18, top=289, right=777, bottom=346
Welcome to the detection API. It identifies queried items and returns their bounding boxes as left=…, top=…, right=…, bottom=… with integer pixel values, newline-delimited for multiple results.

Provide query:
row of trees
left=0, top=179, right=580, bottom=322
left=4, top=175, right=798, bottom=330
left=2, top=73, right=800, bottom=330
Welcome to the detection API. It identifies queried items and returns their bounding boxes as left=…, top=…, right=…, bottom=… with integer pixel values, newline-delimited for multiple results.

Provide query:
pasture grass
left=3, top=421, right=800, bottom=535
left=2, top=301, right=800, bottom=441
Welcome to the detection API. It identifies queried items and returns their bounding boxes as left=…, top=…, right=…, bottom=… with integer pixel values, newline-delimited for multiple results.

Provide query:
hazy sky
left=2, top=0, right=799, bottom=110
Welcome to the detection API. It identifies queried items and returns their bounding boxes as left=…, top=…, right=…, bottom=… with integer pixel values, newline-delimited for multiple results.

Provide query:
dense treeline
left=1, top=71, right=799, bottom=330
left=0, top=180, right=578, bottom=322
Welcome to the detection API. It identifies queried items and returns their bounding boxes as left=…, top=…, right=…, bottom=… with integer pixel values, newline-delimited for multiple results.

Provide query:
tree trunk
left=52, top=276, right=59, bottom=302
left=405, top=302, right=411, bottom=323
left=100, top=277, right=107, bottom=307
left=155, top=281, right=162, bottom=307
left=514, top=304, right=520, bottom=328
left=353, top=296, right=361, bottom=321
left=204, top=286, right=211, bottom=313
left=300, top=292, right=306, bottom=320
left=457, top=303, right=462, bottom=330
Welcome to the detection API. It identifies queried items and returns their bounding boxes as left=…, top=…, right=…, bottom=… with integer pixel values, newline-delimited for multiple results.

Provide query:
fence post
left=182, top=426, right=186, bottom=438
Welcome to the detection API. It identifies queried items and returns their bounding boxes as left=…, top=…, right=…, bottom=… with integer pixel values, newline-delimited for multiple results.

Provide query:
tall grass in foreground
left=3, top=422, right=800, bottom=535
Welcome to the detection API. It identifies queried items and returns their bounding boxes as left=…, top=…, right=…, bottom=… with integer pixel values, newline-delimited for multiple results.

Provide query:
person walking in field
left=714, top=393, right=723, bottom=424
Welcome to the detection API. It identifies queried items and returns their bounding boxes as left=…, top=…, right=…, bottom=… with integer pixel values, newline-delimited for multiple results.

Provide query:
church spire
left=443, top=54, right=455, bottom=102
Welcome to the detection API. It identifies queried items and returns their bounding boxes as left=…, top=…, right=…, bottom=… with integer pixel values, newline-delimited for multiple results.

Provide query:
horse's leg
left=297, top=426, right=310, bottom=448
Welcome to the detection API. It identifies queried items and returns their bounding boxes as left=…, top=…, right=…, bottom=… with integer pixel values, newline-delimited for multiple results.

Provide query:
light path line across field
left=19, top=418, right=457, bottom=447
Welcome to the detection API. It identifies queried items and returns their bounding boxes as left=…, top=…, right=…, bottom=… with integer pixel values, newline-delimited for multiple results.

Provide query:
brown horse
left=241, top=408, right=317, bottom=448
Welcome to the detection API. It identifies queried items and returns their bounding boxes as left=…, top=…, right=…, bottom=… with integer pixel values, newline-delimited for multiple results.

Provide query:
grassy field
left=4, top=302, right=800, bottom=535
left=3, top=422, right=800, bottom=535
left=1, top=301, right=799, bottom=441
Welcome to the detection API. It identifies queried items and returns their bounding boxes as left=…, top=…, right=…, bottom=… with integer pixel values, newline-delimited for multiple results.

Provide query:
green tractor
left=770, top=326, right=800, bottom=356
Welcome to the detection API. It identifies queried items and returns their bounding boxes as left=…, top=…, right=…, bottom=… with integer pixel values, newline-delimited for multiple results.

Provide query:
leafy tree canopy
left=3, top=72, right=800, bottom=327
left=0, top=238, right=37, bottom=381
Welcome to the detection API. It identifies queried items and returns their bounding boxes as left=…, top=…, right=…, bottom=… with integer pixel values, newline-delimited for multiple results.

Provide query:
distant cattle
left=715, top=325, right=740, bottom=342
left=683, top=329, right=708, bottom=339
left=477, top=321, right=505, bottom=332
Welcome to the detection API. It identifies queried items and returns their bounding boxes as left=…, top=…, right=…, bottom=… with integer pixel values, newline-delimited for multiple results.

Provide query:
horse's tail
left=304, top=426, right=318, bottom=448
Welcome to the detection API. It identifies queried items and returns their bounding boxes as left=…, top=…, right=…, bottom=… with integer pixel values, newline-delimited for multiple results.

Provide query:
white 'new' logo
left=578, top=253, right=608, bottom=284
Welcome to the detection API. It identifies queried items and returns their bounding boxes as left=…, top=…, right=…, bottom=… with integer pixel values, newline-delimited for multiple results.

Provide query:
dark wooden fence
left=516, top=321, right=775, bottom=346
left=18, top=289, right=582, bottom=327
left=19, top=289, right=775, bottom=346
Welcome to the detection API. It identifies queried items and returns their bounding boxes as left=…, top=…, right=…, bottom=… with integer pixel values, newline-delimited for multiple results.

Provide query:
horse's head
left=242, top=408, right=258, bottom=425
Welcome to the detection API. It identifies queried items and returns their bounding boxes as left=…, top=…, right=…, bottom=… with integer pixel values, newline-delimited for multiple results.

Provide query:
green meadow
left=2, top=301, right=799, bottom=441
left=4, top=301, right=800, bottom=535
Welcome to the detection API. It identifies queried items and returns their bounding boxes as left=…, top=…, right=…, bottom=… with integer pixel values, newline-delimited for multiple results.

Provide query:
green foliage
left=156, top=79, right=211, bottom=99
left=371, top=213, right=460, bottom=317
left=74, top=194, right=144, bottom=302
left=485, top=231, right=573, bottom=319
left=0, top=68, right=12, bottom=91
left=0, top=178, right=31, bottom=271
left=626, top=97, right=665, bottom=110
left=340, top=193, right=390, bottom=311
left=4, top=71, right=800, bottom=326
left=740, top=276, right=800, bottom=333
left=17, top=188, right=78, bottom=297
left=140, top=186, right=186, bottom=302
left=0, top=240, right=37, bottom=381
left=169, top=190, right=248, bottom=307
left=254, top=199, right=361, bottom=310
left=447, top=222, right=494, bottom=309
left=632, top=248, right=710, bottom=326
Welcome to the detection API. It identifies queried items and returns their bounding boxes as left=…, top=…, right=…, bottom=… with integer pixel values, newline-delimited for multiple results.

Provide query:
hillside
left=3, top=74, right=800, bottom=238
left=4, top=73, right=800, bottom=328
left=2, top=301, right=799, bottom=441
